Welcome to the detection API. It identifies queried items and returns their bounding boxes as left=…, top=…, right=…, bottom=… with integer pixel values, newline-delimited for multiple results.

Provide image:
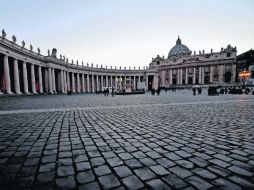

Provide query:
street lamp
left=239, top=70, right=251, bottom=85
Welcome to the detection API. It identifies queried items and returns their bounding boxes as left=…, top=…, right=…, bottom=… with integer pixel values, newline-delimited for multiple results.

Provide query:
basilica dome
left=168, top=37, right=191, bottom=59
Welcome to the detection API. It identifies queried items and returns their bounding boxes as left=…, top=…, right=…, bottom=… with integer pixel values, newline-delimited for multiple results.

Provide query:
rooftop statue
left=30, top=44, right=33, bottom=51
left=12, top=35, right=16, bottom=44
left=2, top=29, right=6, bottom=39
left=60, top=54, right=62, bottom=59
left=22, top=40, right=25, bottom=49
left=48, top=49, right=50, bottom=56
left=66, top=58, right=68, bottom=63
left=37, top=48, right=40, bottom=54
left=51, top=48, right=57, bottom=58
left=77, top=60, right=78, bottom=65
left=82, top=61, right=84, bottom=66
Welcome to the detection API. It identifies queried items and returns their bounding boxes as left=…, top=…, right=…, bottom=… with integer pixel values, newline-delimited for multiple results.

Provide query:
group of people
left=192, top=87, right=202, bottom=96
left=208, top=86, right=253, bottom=96
left=103, top=87, right=115, bottom=97
left=151, top=88, right=161, bottom=95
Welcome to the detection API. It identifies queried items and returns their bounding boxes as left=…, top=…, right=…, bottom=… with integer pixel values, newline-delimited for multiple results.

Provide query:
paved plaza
left=0, top=90, right=254, bottom=190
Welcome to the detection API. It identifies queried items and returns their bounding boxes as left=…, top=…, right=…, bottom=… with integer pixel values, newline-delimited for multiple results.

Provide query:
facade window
left=227, top=53, right=231, bottom=57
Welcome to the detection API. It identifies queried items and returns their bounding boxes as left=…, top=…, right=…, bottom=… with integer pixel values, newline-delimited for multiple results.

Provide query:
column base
left=7, top=91, right=13, bottom=95
left=15, top=91, right=22, bottom=95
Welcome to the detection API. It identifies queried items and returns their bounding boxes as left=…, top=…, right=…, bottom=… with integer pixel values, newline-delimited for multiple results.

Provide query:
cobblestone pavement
left=0, top=91, right=254, bottom=190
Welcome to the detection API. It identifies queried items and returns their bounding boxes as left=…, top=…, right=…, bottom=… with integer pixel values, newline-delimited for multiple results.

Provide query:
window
left=227, top=53, right=231, bottom=57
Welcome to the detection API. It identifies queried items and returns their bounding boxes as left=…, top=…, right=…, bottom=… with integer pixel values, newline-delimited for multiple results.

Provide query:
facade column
left=81, top=74, right=85, bottom=92
left=185, top=68, right=188, bottom=85
left=161, top=71, right=166, bottom=87
left=210, top=65, right=213, bottom=83
left=96, top=75, right=99, bottom=91
left=38, top=66, right=43, bottom=93
left=48, top=68, right=53, bottom=93
left=177, top=69, right=180, bottom=85
left=115, top=76, right=117, bottom=90
left=124, top=76, right=127, bottom=90
left=232, top=64, right=236, bottom=83
left=146, top=75, right=148, bottom=90
left=67, top=72, right=70, bottom=92
left=13, top=58, right=21, bottom=94
left=65, top=71, right=68, bottom=93
left=180, top=68, right=183, bottom=85
left=71, top=73, right=75, bottom=93
left=198, top=67, right=202, bottom=84
left=51, top=68, right=56, bottom=93
left=31, top=64, right=36, bottom=93
left=23, top=62, right=29, bottom=94
left=110, top=76, right=113, bottom=88
left=101, top=75, right=103, bottom=90
left=133, top=76, right=136, bottom=90
left=106, top=75, right=108, bottom=87
left=169, top=69, right=173, bottom=85
left=77, top=73, right=80, bottom=93
left=87, top=74, right=90, bottom=92
left=193, top=67, right=196, bottom=84
left=4, top=55, right=12, bottom=94
left=201, top=67, right=205, bottom=84
left=218, top=65, right=224, bottom=83
left=60, top=70, right=64, bottom=93
left=91, top=74, right=95, bottom=92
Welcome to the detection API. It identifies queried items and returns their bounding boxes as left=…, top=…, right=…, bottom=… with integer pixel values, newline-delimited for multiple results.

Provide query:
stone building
left=149, top=37, right=237, bottom=88
left=0, top=30, right=158, bottom=95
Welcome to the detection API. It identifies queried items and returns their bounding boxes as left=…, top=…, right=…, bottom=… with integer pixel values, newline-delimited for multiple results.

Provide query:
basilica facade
left=149, top=37, right=237, bottom=88
left=0, top=30, right=239, bottom=95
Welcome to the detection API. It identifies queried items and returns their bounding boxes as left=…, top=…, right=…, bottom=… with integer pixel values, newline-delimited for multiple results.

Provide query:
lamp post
left=239, top=70, right=250, bottom=85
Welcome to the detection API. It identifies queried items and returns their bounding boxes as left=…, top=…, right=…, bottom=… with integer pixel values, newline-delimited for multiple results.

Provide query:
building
left=0, top=30, right=158, bottom=95
left=149, top=37, right=237, bottom=88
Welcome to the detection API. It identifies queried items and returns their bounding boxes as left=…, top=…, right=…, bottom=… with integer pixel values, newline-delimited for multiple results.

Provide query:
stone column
left=96, top=75, right=99, bottom=91
left=110, top=76, right=113, bottom=88
left=198, top=67, right=202, bottom=84
left=67, top=72, right=70, bottom=92
left=180, top=68, right=183, bottom=85
left=115, top=76, right=117, bottom=90
left=48, top=68, right=53, bottom=93
left=52, top=68, right=56, bottom=93
left=210, top=65, right=213, bottom=83
left=106, top=75, right=108, bottom=87
left=185, top=68, right=188, bottom=85
left=193, top=67, right=196, bottom=84
left=60, top=70, right=64, bottom=93
left=201, top=67, right=205, bottom=84
left=77, top=73, right=80, bottom=93
left=146, top=75, right=148, bottom=90
left=133, top=76, right=136, bottom=90
left=232, top=64, right=236, bottom=83
left=101, top=75, right=103, bottom=90
left=31, top=64, right=36, bottom=93
left=65, top=71, right=68, bottom=93
left=169, top=69, right=173, bottom=85
left=13, top=58, right=21, bottom=94
left=38, top=66, right=43, bottom=93
left=44, top=69, right=49, bottom=92
left=87, top=74, right=90, bottom=92
left=72, top=73, right=76, bottom=93
left=92, top=74, right=95, bottom=92
left=81, top=74, right=85, bottom=92
left=218, top=65, right=224, bottom=83
left=4, top=55, right=12, bottom=94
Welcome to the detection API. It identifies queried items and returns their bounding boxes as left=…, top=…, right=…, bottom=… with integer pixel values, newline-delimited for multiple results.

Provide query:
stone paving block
left=57, top=166, right=75, bottom=177
left=56, top=175, right=76, bottom=190
left=124, top=159, right=143, bottom=169
left=114, top=165, right=132, bottom=178
left=36, top=171, right=55, bottom=184
left=186, top=176, right=213, bottom=190
left=146, top=179, right=171, bottom=190
left=107, top=157, right=123, bottom=167
left=39, top=163, right=55, bottom=172
left=176, top=160, right=194, bottom=169
left=98, top=174, right=120, bottom=189
left=169, top=166, right=193, bottom=178
left=228, top=165, right=253, bottom=177
left=212, top=178, right=242, bottom=190
left=91, top=157, right=105, bottom=166
left=94, top=165, right=111, bottom=176
left=229, top=175, right=254, bottom=189
left=162, top=173, right=188, bottom=189
left=150, top=165, right=170, bottom=176
left=76, top=162, right=91, bottom=171
left=134, top=167, right=156, bottom=180
left=122, top=175, right=144, bottom=190
left=77, top=170, right=95, bottom=184
left=192, top=167, right=217, bottom=179
left=79, top=182, right=101, bottom=190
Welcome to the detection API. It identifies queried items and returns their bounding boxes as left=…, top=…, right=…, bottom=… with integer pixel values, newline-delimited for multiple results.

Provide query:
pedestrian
left=106, top=88, right=109, bottom=96
left=111, top=87, right=115, bottom=97
left=193, top=88, right=196, bottom=96
left=156, top=88, right=160, bottom=95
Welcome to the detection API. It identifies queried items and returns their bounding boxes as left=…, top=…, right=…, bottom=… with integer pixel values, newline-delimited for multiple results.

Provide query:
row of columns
left=162, top=65, right=233, bottom=86
left=1, top=54, right=145, bottom=94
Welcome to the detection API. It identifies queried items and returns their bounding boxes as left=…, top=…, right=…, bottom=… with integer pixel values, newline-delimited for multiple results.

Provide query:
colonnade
left=161, top=64, right=236, bottom=86
left=0, top=54, right=148, bottom=94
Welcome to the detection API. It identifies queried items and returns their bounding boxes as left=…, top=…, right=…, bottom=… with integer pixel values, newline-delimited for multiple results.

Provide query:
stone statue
left=60, top=54, right=62, bottom=59
left=37, top=48, right=40, bottom=54
left=51, top=48, right=57, bottom=58
left=211, top=49, right=213, bottom=54
left=120, top=66, right=121, bottom=70
left=48, top=49, right=50, bottom=56
left=106, top=65, right=107, bottom=69
left=101, top=65, right=103, bottom=68
left=96, top=64, right=98, bottom=68
left=30, top=44, right=33, bottom=51
left=134, top=66, right=136, bottom=70
left=12, top=35, right=16, bottom=44
left=139, top=66, right=140, bottom=70
left=66, top=58, right=68, bottom=63
left=124, top=67, right=126, bottom=70
left=2, top=29, right=6, bottom=39
left=91, top=63, right=93, bottom=67
left=115, top=66, right=117, bottom=69
left=22, top=40, right=25, bottom=49
left=143, top=66, right=145, bottom=70
left=87, top=63, right=89, bottom=67
left=72, top=60, right=74, bottom=64
left=77, top=60, right=78, bottom=65
left=129, top=67, right=131, bottom=70
left=199, top=50, right=201, bottom=55
left=63, top=56, right=65, bottom=61
left=194, top=51, right=196, bottom=55
left=82, top=61, right=84, bottom=66
left=202, top=50, right=205, bottom=54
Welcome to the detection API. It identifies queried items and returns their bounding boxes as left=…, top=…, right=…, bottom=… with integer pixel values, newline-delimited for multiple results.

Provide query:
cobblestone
left=0, top=92, right=253, bottom=189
